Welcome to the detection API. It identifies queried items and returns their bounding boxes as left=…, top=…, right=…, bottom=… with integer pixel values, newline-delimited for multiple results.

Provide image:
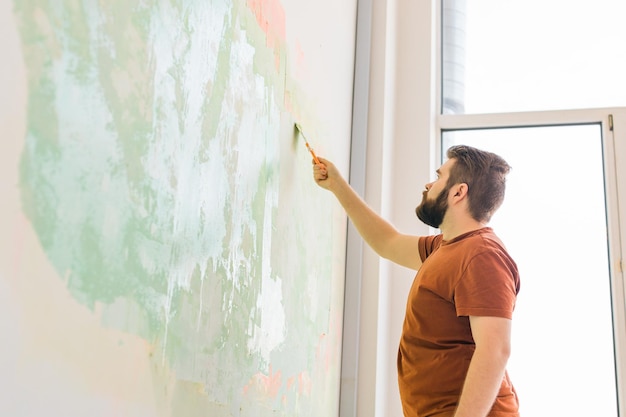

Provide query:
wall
left=353, top=0, right=435, bottom=415
left=0, top=0, right=356, bottom=416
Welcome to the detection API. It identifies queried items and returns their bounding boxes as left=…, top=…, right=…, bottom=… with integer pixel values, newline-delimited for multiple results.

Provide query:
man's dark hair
left=446, top=145, right=511, bottom=223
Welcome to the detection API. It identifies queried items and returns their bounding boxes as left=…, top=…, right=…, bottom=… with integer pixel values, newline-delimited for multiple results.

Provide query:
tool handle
left=306, top=143, right=321, bottom=164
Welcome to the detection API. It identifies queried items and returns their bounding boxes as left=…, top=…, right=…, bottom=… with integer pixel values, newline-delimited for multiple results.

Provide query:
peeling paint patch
left=13, top=0, right=346, bottom=415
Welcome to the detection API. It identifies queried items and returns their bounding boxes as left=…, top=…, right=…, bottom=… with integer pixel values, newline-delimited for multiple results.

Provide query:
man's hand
left=313, top=157, right=342, bottom=191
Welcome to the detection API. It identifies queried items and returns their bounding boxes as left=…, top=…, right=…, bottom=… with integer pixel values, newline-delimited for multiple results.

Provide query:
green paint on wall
left=14, top=0, right=342, bottom=415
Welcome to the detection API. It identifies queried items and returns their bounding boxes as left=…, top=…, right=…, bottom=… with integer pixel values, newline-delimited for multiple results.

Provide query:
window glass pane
left=442, top=126, right=618, bottom=416
left=442, top=0, right=626, bottom=114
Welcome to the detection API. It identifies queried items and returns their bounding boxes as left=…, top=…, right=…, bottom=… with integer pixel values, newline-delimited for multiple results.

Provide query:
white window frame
left=435, top=1, right=626, bottom=414
left=436, top=0, right=626, bottom=414
left=437, top=7, right=626, bottom=413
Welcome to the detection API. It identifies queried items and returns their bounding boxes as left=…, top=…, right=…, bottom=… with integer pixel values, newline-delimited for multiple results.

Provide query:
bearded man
left=313, top=145, right=520, bottom=417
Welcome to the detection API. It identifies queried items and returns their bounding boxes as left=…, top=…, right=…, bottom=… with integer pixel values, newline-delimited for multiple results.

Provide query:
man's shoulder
left=453, top=228, right=515, bottom=265
left=475, top=228, right=510, bottom=252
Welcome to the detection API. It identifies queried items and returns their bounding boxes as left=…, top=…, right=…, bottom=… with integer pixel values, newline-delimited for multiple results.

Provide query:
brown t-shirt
left=397, top=227, right=521, bottom=416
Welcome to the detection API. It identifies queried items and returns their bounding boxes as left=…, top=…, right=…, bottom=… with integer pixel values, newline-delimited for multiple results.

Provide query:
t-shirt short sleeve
left=418, top=234, right=444, bottom=262
left=454, top=251, right=518, bottom=319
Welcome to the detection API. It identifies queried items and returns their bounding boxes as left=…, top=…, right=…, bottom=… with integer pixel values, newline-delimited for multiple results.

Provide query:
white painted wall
left=351, top=0, right=436, bottom=416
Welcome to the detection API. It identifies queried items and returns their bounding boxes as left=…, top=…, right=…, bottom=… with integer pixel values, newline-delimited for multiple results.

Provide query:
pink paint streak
left=243, top=365, right=283, bottom=399
left=297, top=371, right=312, bottom=396
left=247, top=0, right=286, bottom=48
left=316, top=332, right=331, bottom=373
left=295, top=40, right=306, bottom=78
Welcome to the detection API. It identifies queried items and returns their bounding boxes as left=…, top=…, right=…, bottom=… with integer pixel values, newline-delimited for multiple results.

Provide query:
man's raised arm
left=313, top=158, right=423, bottom=271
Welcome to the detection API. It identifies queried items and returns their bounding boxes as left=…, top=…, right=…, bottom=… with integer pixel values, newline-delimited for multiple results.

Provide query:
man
left=313, top=145, right=520, bottom=417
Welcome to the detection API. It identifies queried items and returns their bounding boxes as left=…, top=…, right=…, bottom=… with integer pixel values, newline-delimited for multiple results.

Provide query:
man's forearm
left=314, top=158, right=422, bottom=270
left=453, top=347, right=508, bottom=417
left=330, top=177, right=400, bottom=257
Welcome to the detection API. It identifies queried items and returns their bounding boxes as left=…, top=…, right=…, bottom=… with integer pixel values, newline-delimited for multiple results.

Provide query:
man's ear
left=450, top=183, right=469, bottom=201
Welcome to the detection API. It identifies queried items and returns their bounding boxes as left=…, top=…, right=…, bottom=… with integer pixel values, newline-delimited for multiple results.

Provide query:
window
left=442, top=0, right=626, bottom=114
left=440, top=1, right=626, bottom=415
left=443, top=123, right=619, bottom=416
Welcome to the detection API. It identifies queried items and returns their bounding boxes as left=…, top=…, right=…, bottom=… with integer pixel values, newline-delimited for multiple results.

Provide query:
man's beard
left=415, top=186, right=449, bottom=228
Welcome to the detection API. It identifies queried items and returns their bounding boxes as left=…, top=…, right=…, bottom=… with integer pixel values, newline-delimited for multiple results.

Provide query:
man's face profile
left=415, top=159, right=455, bottom=229
left=415, top=184, right=449, bottom=228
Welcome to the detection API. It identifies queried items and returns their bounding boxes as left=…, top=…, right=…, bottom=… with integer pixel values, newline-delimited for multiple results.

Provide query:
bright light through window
left=443, top=126, right=619, bottom=416
left=441, top=2, right=626, bottom=414
left=442, top=0, right=626, bottom=114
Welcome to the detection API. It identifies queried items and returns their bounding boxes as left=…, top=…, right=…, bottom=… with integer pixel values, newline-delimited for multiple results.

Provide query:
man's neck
left=440, top=219, right=486, bottom=241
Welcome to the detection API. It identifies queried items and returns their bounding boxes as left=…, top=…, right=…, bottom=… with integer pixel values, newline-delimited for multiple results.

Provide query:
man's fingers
left=313, top=164, right=328, bottom=181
